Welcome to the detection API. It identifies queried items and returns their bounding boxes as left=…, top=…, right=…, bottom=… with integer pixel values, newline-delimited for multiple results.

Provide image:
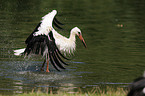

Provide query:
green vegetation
left=15, top=87, right=127, bottom=96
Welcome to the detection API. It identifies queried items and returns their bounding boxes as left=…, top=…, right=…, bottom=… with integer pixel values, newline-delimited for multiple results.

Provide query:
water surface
left=1, top=0, right=145, bottom=95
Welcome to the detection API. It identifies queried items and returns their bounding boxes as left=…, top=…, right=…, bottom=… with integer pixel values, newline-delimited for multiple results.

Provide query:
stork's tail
left=13, top=48, right=25, bottom=56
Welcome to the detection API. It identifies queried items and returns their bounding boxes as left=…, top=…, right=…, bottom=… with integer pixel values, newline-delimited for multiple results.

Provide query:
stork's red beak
left=78, top=34, right=87, bottom=48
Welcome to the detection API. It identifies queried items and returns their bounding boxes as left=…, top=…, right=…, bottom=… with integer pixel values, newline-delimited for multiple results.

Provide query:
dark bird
left=127, top=72, right=145, bottom=96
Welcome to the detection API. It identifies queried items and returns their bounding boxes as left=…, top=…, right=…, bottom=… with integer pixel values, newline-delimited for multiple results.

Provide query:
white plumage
left=14, top=48, right=26, bottom=56
left=33, top=10, right=56, bottom=36
left=53, top=27, right=82, bottom=54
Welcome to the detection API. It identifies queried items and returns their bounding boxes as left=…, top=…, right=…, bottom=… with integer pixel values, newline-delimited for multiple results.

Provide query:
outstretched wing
left=25, top=10, right=64, bottom=44
left=24, top=31, right=68, bottom=71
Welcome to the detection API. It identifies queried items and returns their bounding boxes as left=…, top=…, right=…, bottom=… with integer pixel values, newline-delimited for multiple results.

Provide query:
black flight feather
left=25, top=22, right=41, bottom=44
left=53, top=20, right=63, bottom=29
left=52, top=51, right=65, bottom=69
left=54, top=51, right=68, bottom=65
left=24, top=35, right=49, bottom=56
left=53, top=17, right=64, bottom=29
left=54, top=17, right=64, bottom=25
left=56, top=47, right=70, bottom=60
left=49, top=54, right=60, bottom=71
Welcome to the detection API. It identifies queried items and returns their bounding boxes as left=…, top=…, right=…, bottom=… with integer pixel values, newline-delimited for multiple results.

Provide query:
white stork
left=14, top=10, right=87, bottom=72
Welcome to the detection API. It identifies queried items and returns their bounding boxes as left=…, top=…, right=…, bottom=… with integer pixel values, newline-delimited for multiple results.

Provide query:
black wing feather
left=54, top=17, right=64, bottom=25
left=49, top=53, right=60, bottom=71
left=56, top=47, right=70, bottom=60
left=25, top=22, right=41, bottom=44
left=52, top=52, right=65, bottom=69
left=53, top=20, right=63, bottom=29
left=24, top=35, right=49, bottom=56
left=35, top=42, right=41, bottom=54
left=54, top=51, right=68, bottom=65
left=53, top=17, right=64, bottom=29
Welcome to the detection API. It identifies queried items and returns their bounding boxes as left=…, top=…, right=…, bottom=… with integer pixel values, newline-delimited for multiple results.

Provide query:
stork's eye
left=78, top=32, right=81, bottom=35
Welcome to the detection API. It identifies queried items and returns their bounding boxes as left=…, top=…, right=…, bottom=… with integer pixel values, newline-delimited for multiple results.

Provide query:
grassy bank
left=16, top=88, right=127, bottom=96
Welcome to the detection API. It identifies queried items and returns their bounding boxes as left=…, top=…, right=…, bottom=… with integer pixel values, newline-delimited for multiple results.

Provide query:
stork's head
left=71, top=27, right=87, bottom=48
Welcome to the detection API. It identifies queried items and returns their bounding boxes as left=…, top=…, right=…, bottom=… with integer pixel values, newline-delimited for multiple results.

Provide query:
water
left=1, top=0, right=145, bottom=95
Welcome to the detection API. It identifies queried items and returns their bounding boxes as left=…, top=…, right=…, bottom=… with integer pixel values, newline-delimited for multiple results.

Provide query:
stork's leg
left=40, top=59, right=46, bottom=71
left=46, top=59, right=49, bottom=72
left=46, top=54, right=50, bottom=72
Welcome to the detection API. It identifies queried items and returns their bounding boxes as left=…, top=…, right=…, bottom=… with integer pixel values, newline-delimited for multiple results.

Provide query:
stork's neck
left=69, top=30, right=76, bottom=42
left=53, top=29, right=76, bottom=54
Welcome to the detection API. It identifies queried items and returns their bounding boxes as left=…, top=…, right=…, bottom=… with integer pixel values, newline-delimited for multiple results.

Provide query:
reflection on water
left=1, top=0, right=145, bottom=95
